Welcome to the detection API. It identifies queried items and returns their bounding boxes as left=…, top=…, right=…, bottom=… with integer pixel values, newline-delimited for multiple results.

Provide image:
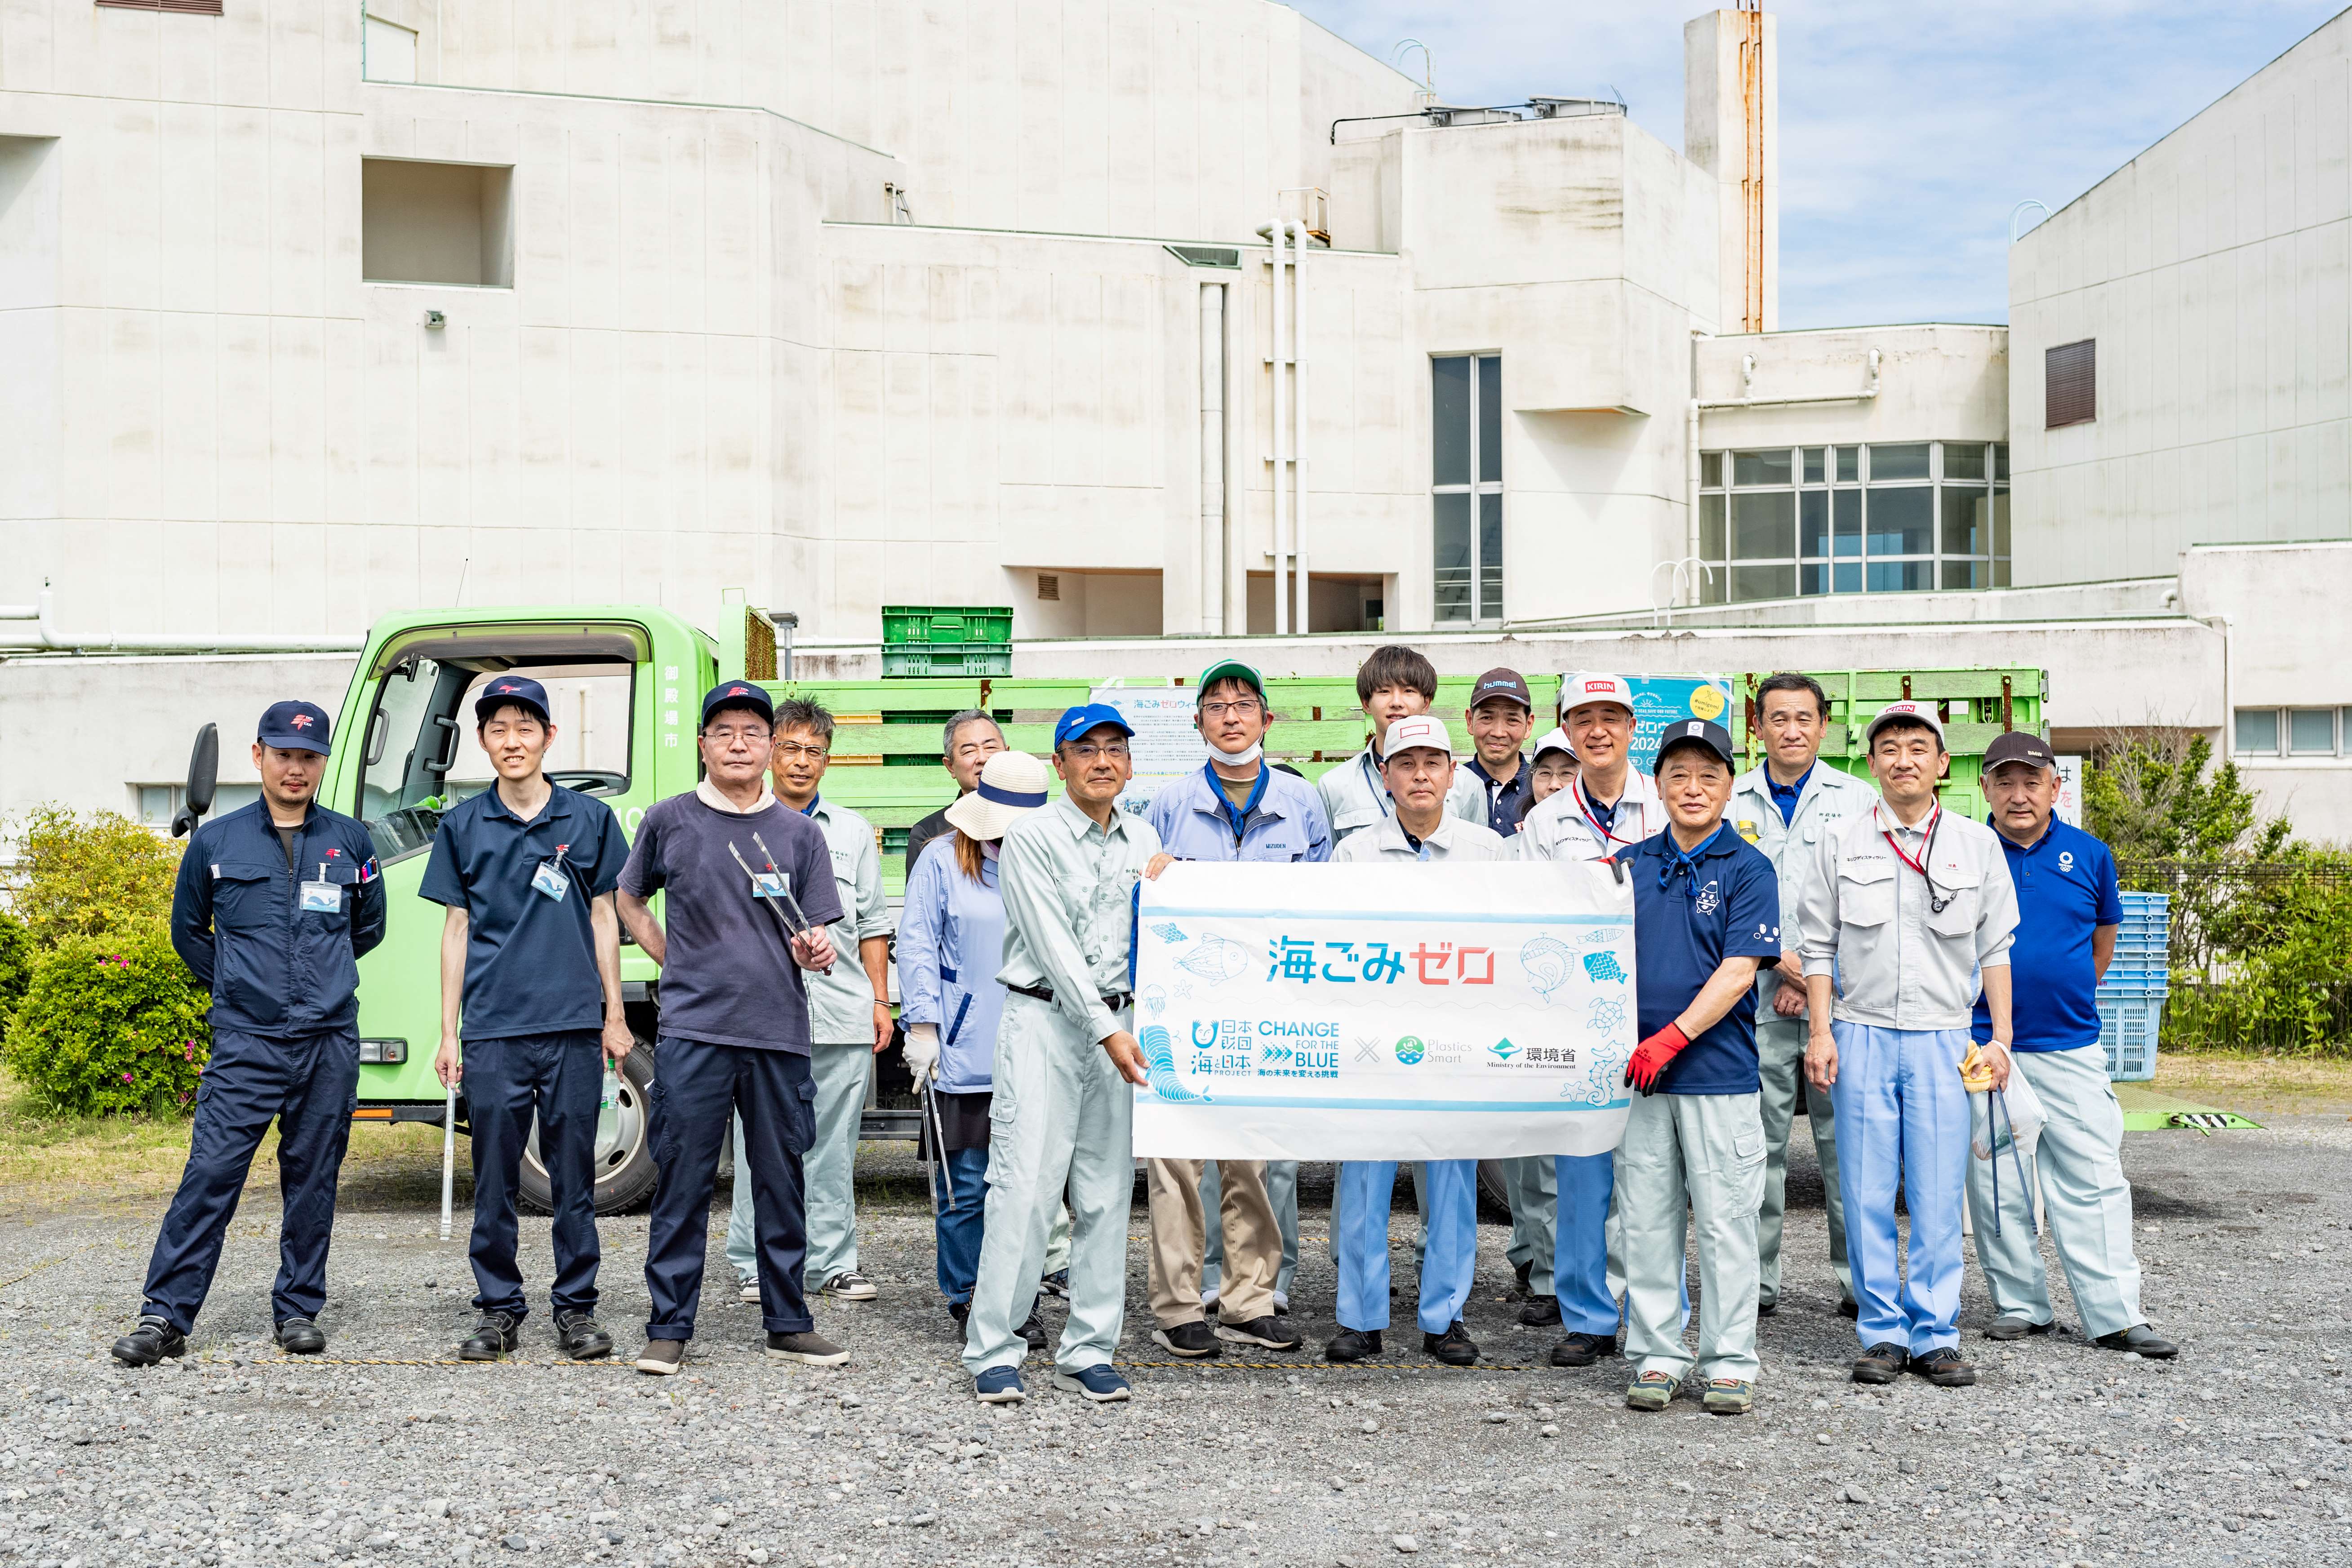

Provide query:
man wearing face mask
left=1139, top=660, right=1328, bottom=1355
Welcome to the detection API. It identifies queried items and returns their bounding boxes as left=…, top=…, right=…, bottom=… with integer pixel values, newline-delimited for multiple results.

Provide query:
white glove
left=903, top=1022, right=940, bottom=1083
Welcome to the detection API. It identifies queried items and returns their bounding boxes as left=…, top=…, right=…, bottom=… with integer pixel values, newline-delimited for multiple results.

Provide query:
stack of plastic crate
left=2098, top=891, right=2170, bottom=1081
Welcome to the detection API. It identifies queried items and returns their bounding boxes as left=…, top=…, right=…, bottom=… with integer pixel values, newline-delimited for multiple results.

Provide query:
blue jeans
left=141, top=1027, right=358, bottom=1334
left=462, top=1030, right=602, bottom=1321
left=936, top=1147, right=990, bottom=1304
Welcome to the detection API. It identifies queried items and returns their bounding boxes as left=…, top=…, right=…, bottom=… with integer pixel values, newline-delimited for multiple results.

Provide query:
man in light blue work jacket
left=1141, top=658, right=1329, bottom=1355
left=1728, top=671, right=1868, bottom=1321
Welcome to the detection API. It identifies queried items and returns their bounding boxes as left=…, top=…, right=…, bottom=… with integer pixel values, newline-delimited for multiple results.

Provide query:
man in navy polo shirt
left=1965, top=731, right=2176, bottom=1359
left=1610, top=719, right=1782, bottom=1416
left=422, top=675, right=633, bottom=1362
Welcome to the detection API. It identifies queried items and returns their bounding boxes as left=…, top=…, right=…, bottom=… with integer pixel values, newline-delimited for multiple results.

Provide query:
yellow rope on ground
left=248, top=1355, right=1538, bottom=1373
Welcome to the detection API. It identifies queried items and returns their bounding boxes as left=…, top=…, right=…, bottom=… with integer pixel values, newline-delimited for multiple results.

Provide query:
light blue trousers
left=1200, top=1159, right=1299, bottom=1301
left=1335, top=1159, right=1477, bottom=1333
left=1552, top=1152, right=1625, bottom=1335
left=1965, top=1043, right=2147, bottom=1340
left=1829, top=1022, right=1971, bottom=1355
left=1616, top=1092, right=1765, bottom=1384
left=1502, top=1156, right=1557, bottom=1296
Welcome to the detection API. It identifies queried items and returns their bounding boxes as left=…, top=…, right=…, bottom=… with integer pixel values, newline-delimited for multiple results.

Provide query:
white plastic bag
left=1969, top=1067, right=2047, bottom=1162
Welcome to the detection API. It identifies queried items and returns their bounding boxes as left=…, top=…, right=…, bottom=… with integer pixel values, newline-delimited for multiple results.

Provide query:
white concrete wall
left=2008, top=9, right=2352, bottom=586
left=1696, top=324, right=2008, bottom=448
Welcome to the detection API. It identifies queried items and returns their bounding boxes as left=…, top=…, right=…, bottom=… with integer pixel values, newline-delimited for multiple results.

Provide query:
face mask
left=1209, top=739, right=1263, bottom=767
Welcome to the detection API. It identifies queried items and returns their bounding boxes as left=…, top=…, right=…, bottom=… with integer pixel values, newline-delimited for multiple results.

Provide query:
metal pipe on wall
left=1268, top=219, right=1289, bottom=635
left=1289, top=220, right=1309, bottom=636
left=1199, top=282, right=1227, bottom=636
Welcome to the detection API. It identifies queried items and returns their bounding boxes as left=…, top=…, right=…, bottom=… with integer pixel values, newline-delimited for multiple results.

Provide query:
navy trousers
left=644, top=1037, right=816, bottom=1340
left=463, top=1030, right=603, bottom=1321
left=141, top=1026, right=358, bottom=1334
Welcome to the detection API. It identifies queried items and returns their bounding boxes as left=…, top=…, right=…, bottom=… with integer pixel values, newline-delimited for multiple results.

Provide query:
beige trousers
left=1145, top=1158, right=1279, bottom=1327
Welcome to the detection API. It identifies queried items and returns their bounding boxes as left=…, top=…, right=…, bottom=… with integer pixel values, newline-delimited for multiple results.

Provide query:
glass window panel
left=1800, top=563, right=1828, bottom=596
left=1939, top=559, right=1984, bottom=591
left=1941, top=487, right=1989, bottom=557
left=1832, top=489, right=1862, bottom=556
left=2289, top=708, right=2337, bottom=755
left=1800, top=491, right=1829, bottom=557
left=1803, top=447, right=1827, bottom=484
left=1476, top=356, right=1501, bottom=484
left=1993, top=443, right=2009, bottom=482
left=1700, top=564, right=1726, bottom=605
left=1866, top=486, right=1933, bottom=556
left=1943, top=443, right=1987, bottom=482
left=1431, top=357, right=1470, bottom=487
left=1478, top=492, right=1503, bottom=621
left=1732, top=564, right=1796, bottom=602
left=1835, top=446, right=1859, bottom=483
left=1734, top=492, right=1796, bottom=560
left=137, top=784, right=174, bottom=826
left=1867, top=560, right=1933, bottom=592
left=1869, top=442, right=1931, bottom=482
left=1432, top=493, right=1472, bottom=623
left=2234, top=708, right=2279, bottom=755
left=1701, top=451, right=1723, bottom=489
left=1732, top=448, right=1794, bottom=487
left=1834, top=562, right=1862, bottom=594
left=1699, top=493, right=1726, bottom=560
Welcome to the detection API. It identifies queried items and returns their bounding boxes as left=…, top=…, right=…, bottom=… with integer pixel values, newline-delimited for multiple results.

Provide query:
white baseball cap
left=1379, top=714, right=1454, bottom=760
left=1561, top=672, right=1636, bottom=717
left=1532, top=726, right=1576, bottom=763
left=1864, top=699, right=1946, bottom=746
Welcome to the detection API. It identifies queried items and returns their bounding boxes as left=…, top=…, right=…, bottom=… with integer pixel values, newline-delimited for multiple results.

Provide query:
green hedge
left=2, top=926, right=211, bottom=1116
left=0, top=910, right=30, bottom=1044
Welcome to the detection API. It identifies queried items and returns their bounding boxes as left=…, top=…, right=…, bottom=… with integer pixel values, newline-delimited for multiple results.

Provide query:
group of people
left=113, top=646, right=2176, bottom=1418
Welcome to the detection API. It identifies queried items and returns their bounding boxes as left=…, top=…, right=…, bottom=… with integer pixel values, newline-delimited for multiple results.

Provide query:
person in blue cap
left=964, top=703, right=1163, bottom=1405
left=420, top=675, right=633, bottom=1363
left=113, top=700, right=387, bottom=1366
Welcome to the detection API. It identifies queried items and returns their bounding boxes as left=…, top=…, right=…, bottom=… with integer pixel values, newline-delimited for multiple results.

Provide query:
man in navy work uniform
left=1965, top=731, right=2176, bottom=1359
left=1610, top=719, right=1782, bottom=1416
left=114, top=701, right=387, bottom=1367
left=616, top=681, right=845, bottom=1376
left=421, top=675, right=633, bottom=1363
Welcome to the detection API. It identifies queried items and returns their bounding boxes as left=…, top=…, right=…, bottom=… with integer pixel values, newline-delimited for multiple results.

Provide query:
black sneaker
left=1017, top=1301, right=1049, bottom=1352
left=1911, top=1347, right=1976, bottom=1387
left=1423, top=1320, right=1479, bottom=1367
left=1837, top=1298, right=1860, bottom=1320
left=948, top=1301, right=971, bottom=1330
left=111, top=1316, right=185, bottom=1368
left=1517, top=1295, right=1562, bottom=1328
left=554, top=1309, right=612, bottom=1360
left=1152, top=1320, right=1222, bottom=1359
left=460, top=1311, right=521, bottom=1362
left=1755, top=1297, right=1779, bottom=1319
left=1853, top=1342, right=1907, bottom=1384
left=1549, top=1331, right=1618, bottom=1368
left=274, top=1317, right=326, bottom=1355
left=1216, top=1315, right=1302, bottom=1351
left=2095, top=1324, right=2179, bottom=1359
left=1324, top=1328, right=1383, bottom=1362
left=1986, top=1315, right=2054, bottom=1341
left=1038, top=1269, right=1072, bottom=1300
left=1511, top=1259, right=1534, bottom=1299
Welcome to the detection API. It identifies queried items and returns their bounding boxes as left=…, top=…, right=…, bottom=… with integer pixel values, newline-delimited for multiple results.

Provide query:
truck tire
left=1476, top=1158, right=1515, bottom=1223
left=517, top=1035, right=659, bottom=1216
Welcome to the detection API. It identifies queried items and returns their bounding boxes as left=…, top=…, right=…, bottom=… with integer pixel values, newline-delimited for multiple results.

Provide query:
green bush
left=0, top=910, right=30, bottom=1044
left=1, top=806, right=183, bottom=949
left=2162, top=851, right=2352, bottom=1057
left=1, top=926, right=211, bottom=1116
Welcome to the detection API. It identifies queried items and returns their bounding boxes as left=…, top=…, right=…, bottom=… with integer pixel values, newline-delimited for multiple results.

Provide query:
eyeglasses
left=771, top=742, right=830, bottom=761
left=1066, top=743, right=1131, bottom=763
left=1200, top=700, right=1263, bottom=720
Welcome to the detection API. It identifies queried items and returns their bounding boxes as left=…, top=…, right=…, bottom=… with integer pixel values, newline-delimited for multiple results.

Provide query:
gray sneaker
left=822, top=1271, right=878, bottom=1301
left=767, top=1330, right=850, bottom=1366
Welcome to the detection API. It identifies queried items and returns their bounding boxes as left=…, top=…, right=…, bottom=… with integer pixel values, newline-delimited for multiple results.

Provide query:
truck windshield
left=356, top=657, right=635, bottom=863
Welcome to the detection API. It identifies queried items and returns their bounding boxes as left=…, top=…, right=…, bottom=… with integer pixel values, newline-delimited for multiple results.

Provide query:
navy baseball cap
left=258, top=700, right=333, bottom=756
left=474, top=675, right=551, bottom=726
left=700, top=680, right=775, bottom=727
left=1053, top=703, right=1135, bottom=749
left=1653, top=718, right=1735, bottom=773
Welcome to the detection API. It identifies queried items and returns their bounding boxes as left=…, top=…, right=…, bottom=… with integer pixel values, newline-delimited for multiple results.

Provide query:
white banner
left=1089, top=684, right=1205, bottom=817
left=1130, top=860, right=1638, bottom=1160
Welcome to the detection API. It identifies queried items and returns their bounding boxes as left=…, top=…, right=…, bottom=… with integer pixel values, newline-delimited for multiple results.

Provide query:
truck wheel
left=1476, top=1159, right=1515, bottom=1223
left=517, top=1036, right=659, bottom=1216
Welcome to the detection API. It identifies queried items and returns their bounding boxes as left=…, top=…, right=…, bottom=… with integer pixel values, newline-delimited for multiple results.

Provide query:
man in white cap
left=1518, top=673, right=1672, bottom=1367
left=1798, top=700, right=2019, bottom=1389
left=1323, top=715, right=1508, bottom=1367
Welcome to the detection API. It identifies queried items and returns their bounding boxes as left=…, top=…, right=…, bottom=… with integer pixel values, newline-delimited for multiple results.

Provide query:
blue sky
left=1293, top=1, right=2346, bottom=328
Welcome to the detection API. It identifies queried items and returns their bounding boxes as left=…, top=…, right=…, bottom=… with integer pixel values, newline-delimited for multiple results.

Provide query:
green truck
left=164, top=599, right=2244, bottom=1219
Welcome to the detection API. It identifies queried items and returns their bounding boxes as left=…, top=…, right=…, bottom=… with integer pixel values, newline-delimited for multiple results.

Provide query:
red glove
left=1623, top=1023, right=1691, bottom=1096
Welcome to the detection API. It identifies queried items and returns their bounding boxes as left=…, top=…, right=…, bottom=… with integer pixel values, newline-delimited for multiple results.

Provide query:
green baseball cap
left=1196, top=658, right=1267, bottom=702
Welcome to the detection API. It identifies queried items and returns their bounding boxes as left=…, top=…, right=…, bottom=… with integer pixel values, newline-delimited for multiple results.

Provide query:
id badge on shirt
left=300, top=864, right=342, bottom=915
left=531, top=858, right=571, bottom=902
left=750, top=871, right=789, bottom=900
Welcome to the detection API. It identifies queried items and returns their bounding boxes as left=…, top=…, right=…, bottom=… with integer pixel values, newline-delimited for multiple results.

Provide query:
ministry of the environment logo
left=1394, top=1035, right=1426, bottom=1066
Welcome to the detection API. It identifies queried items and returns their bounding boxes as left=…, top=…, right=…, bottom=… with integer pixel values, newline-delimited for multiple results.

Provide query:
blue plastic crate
left=2100, top=963, right=2170, bottom=987
left=2097, top=988, right=2164, bottom=1082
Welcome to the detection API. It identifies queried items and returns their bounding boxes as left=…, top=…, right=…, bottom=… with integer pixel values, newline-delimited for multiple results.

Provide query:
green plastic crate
left=881, top=605, right=1014, bottom=646
left=880, top=643, right=1014, bottom=678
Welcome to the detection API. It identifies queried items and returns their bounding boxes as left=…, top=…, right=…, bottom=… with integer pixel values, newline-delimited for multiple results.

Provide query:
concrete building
left=2, top=1, right=2348, bottom=840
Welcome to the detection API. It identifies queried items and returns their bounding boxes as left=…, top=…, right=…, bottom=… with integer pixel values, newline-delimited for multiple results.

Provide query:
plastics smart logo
left=1393, top=1035, right=1427, bottom=1066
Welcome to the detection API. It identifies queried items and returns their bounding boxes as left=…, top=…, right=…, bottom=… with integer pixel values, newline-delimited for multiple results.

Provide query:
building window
left=1432, top=354, right=1502, bottom=624
left=2289, top=708, right=2339, bottom=755
left=133, top=782, right=259, bottom=828
left=96, top=1, right=223, bottom=13
left=2234, top=709, right=2281, bottom=755
left=2046, top=338, right=2096, bottom=428
left=361, top=158, right=514, bottom=287
left=1696, top=441, right=2007, bottom=603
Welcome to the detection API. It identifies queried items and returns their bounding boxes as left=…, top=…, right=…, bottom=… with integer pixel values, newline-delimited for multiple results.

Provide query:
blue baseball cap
left=474, top=675, right=551, bottom=726
left=700, top=680, right=775, bottom=727
left=1053, top=703, right=1135, bottom=749
left=258, top=700, right=333, bottom=756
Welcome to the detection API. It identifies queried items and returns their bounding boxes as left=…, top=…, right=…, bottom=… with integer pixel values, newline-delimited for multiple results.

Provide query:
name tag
left=751, top=871, right=789, bottom=900
left=531, top=859, right=571, bottom=902
left=299, top=880, right=342, bottom=914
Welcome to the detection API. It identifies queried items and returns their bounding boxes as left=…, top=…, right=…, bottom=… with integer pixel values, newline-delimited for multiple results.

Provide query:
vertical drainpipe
left=1289, top=219, right=1310, bottom=637
left=1270, top=219, right=1289, bottom=635
left=1200, top=283, right=1227, bottom=636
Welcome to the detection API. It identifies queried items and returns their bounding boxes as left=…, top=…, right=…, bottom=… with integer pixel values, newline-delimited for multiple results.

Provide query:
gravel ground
left=3, top=1118, right=2350, bottom=1568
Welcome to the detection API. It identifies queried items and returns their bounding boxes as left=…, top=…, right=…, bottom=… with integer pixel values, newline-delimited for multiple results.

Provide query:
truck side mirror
left=171, top=723, right=219, bottom=839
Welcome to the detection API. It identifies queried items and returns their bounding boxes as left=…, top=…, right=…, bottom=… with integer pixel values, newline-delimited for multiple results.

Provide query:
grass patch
left=2152, top=1051, right=2352, bottom=1118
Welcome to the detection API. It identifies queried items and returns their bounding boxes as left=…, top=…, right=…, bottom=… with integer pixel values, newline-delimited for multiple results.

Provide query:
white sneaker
left=823, top=1270, right=879, bottom=1301
left=738, top=1279, right=760, bottom=1303
left=1273, top=1290, right=1289, bottom=1315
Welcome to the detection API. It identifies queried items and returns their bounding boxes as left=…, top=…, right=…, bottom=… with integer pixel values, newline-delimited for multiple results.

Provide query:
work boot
left=1324, top=1328, right=1383, bottom=1363
left=1216, top=1316, right=1302, bottom=1351
left=766, top=1331, right=850, bottom=1366
left=554, top=1309, right=612, bottom=1360
left=111, top=1316, right=186, bottom=1368
left=1852, top=1342, right=1907, bottom=1384
left=459, top=1311, right=521, bottom=1362
left=1517, top=1295, right=1562, bottom=1328
left=2095, top=1324, right=2178, bottom=1359
left=1016, top=1301, right=1049, bottom=1353
left=274, top=1317, right=326, bottom=1355
left=1625, top=1370, right=1678, bottom=1412
left=1550, top=1331, right=1618, bottom=1368
left=1702, top=1378, right=1755, bottom=1416
left=1986, top=1315, right=2054, bottom=1341
left=1755, top=1297, right=1779, bottom=1319
left=1423, top=1320, right=1479, bottom=1367
left=1910, top=1347, right=1976, bottom=1387
left=1152, top=1321, right=1221, bottom=1359
left=1512, top=1260, right=1534, bottom=1299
